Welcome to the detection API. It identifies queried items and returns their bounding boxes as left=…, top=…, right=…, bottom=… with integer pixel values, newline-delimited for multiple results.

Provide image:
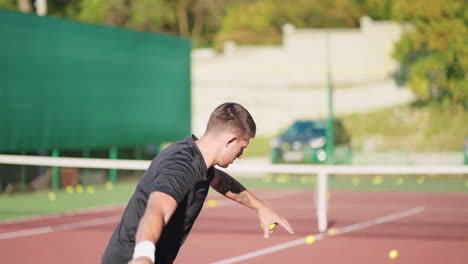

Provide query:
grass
left=243, top=103, right=468, bottom=157
left=2, top=174, right=467, bottom=221
left=341, top=104, right=467, bottom=152
left=236, top=174, right=468, bottom=192
left=0, top=181, right=136, bottom=221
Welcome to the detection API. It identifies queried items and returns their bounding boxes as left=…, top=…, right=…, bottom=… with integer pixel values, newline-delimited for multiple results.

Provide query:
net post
left=317, top=170, right=328, bottom=232
left=83, top=149, right=90, bottom=182
left=20, top=150, right=26, bottom=190
left=109, top=147, right=118, bottom=184
left=52, top=149, right=60, bottom=190
left=135, top=145, right=143, bottom=160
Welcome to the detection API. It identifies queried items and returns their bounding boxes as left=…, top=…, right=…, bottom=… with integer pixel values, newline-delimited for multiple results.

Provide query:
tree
left=392, top=0, right=467, bottom=108
left=354, top=0, right=393, bottom=20
left=0, top=0, right=29, bottom=12
left=74, top=0, right=231, bottom=47
left=17, top=0, right=32, bottom=13
left=214, top=0, right=364, bottom=49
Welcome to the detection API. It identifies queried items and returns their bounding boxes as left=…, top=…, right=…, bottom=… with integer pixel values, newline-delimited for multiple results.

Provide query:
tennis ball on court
left=352, top=177, right=360, bottom=186
left=300, top=176, right=309, bottom=185
left=262, top=175, right=272, bottom=183
left=48, top=192, right=56, bottom=201
left=417, top=176, right=425, bottom=184
left=373, top=175, right=383, bottom=185
left=105, top=181, right=114, bottom=191
left=86, top=185, right=95, bottom=194
left=388, top=249, right=398, bottom=259
left=207, top=199, right=218, bottom=208
left=276, top=174, right=290, bottom=184
left=75, top=184, right=84, bottom=193
left=396, top=177, right=404, bottom=185
left=465, top=180, right=468, bottom=188
left=305, top=235, right=315, bottom=245
left=65, top=185, right=74, bottom=194
left=327, top=228, right=338, bottom=236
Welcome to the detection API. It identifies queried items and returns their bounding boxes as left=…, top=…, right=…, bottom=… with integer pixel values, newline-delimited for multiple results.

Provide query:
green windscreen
left=0, top=10, right=191, bottom=152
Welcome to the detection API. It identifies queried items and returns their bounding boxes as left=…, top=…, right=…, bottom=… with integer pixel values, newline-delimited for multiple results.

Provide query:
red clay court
left=1, top=189, right=467, bottom=263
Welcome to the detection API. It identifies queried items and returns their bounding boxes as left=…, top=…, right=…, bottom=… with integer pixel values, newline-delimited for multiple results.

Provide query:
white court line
left=1, top=190, right=300, bottom=225
left=0, top=204, right=125, bottom=225
left=209, top=206, right=426, bottom=264
left=338, top=206, right=426, bottom=234
left=0, top=215, right=121, bottom=240
left=0, top=191, right=302, bottom=240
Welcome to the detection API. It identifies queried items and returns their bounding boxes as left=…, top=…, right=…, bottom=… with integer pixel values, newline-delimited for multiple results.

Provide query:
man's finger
left=278, top=218, right=295, bottom=234
left=262, top=224, right=270, bottom=238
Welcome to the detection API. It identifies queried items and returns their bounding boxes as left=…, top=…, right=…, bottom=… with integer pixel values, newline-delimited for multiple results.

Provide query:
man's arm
left=128, top=191, right=177, bottom=264
left=210, top=168, right=294, bottom=238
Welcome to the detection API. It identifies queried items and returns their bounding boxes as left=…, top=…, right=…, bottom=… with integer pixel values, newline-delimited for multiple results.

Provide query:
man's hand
left=210, top=169, right=294, bottom=238
left=128, top=256, right=153, bottom=264
left=257, top=206, right=294, bottom=238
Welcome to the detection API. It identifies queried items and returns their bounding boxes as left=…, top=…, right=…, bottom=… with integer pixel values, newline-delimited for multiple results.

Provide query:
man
left=102, top=102, right=294, bottom=264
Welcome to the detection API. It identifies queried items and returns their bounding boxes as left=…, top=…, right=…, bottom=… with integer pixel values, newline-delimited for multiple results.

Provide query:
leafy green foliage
left=0, top=0, right=17, bottom=10
left=392, top=0, right=467, bottom=108
left=214, top=0, right=365, bottom=49
left=4, top=0, right=465, bottom=107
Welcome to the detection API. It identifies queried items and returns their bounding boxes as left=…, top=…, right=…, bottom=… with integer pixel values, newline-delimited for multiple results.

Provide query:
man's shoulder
left=152, top=136, right=199, bottom=165
left=159, top=137, right=194, bottom=156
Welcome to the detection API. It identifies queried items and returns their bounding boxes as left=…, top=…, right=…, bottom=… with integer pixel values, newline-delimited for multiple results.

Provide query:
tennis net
left=0, top=154, right=467, bottom=232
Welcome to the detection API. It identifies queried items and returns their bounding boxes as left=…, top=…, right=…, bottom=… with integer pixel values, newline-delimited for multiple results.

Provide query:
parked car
left=270, top=119, right=352, bottom=164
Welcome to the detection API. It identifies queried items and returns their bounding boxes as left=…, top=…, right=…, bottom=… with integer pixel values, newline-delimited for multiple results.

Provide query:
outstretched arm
left=210, top=168, right=294, bottom=238
left=128, top=191, right=177, bottom=264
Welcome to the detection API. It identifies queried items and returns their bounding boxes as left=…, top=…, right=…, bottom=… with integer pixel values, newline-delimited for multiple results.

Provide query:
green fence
left=0, top=9, right=191, bottom=152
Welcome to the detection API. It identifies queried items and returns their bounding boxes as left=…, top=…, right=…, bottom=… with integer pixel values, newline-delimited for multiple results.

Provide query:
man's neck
left=195, top=135, right=219, bottom=169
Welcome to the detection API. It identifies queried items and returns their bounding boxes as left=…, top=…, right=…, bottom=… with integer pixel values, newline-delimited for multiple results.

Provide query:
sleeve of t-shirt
left=151, top=157, right=195, bottom=204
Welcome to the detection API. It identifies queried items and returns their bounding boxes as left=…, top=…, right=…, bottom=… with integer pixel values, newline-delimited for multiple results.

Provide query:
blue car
left=270, top=120, right=352, bottom=164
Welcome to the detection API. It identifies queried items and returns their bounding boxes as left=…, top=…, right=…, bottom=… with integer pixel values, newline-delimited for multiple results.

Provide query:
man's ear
left=226, top=136, right=237, bottom=147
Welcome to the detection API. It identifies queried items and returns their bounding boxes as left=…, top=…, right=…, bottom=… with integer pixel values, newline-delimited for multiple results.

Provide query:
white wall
left=191, top=17, right=415, bottom=137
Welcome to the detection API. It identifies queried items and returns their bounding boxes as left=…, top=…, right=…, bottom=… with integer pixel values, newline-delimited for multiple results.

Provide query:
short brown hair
left=206, top=102, right=256, bottom=139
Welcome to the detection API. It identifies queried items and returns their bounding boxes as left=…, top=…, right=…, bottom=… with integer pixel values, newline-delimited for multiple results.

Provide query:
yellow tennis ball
left=389, top=249, right=398, bottom=259
left=207, top=199, right=218, bottom=208
left=352, top=177, right=360, bottom=186
left=105, top=181, right=114, bottom=191
left=305, top=235, right=315, bottom=245
left=327, top=228, right=338, bottom=236
left=417, top=176, right=425, bottom=184
left=48, top=192, right=56, bottom=201
left=276, top=174, right=290, bottom=184
left=373, top=175, right=383, bottom=184
left=76, top=184, right=84, bottom=193
left=396, top=177, right=404, bottom=185
left=262, top=175, right=272, bottom=183
left=260, top=223, right=277, bottom=230
left=65, top=185, right=74, bottom=194
left=86, top=185, right=95, bottom=194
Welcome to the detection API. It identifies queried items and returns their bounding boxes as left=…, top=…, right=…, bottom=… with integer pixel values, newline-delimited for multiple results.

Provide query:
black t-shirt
left=102, top=135, right=214, bottom=264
